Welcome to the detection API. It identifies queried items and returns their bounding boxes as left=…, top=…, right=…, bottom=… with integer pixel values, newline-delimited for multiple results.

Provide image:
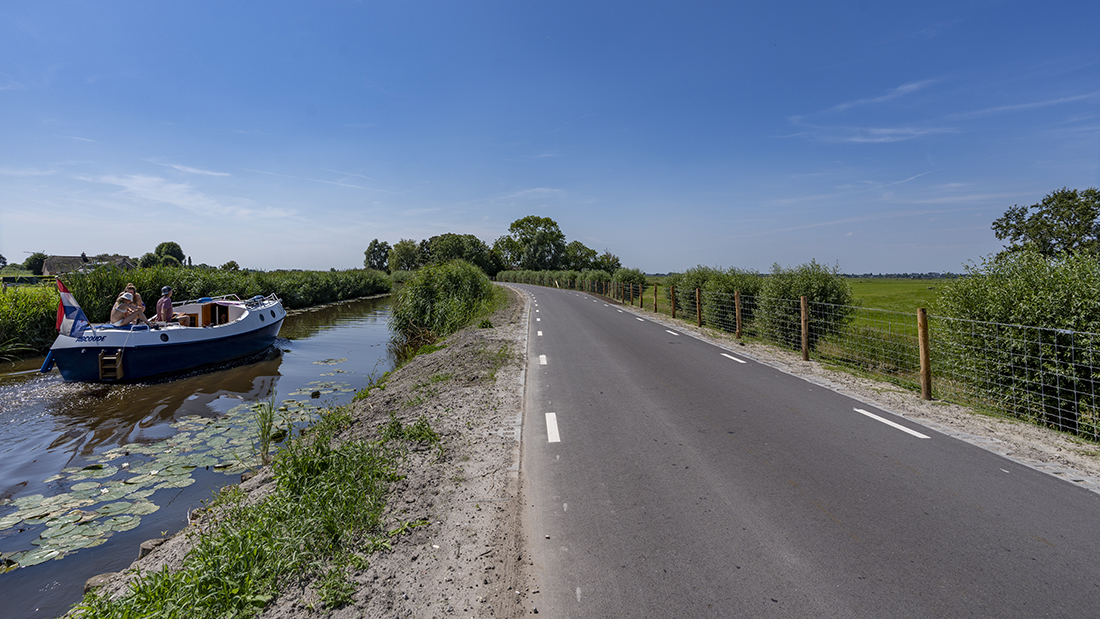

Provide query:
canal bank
left=77, top=285, right=532, bottom=618
left=0, top=294, right=398, bottom=617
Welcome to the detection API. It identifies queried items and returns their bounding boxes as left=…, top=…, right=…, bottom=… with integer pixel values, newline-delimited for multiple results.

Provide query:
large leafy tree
left=496, top=215, right=566, bottom=271
left=422, top=233, right=501, bottom=276
left=593, top=251, right=622, bottom=273
left=389, top=239, right=421, bottom=272
left=0, top=254, right=6, bottom=268
left=155, top=241, right=186, bottom=264
left=364, top=239, right=391, bottom=272
left=23, top=252, right=48, bottom=275
left=562, top=241, right=598, bottom=271
left=992, top=187, right=1100, bottom=257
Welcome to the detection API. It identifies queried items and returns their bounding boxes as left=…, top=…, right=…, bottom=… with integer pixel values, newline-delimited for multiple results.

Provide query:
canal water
left=0, top=295, right=394, bottom=618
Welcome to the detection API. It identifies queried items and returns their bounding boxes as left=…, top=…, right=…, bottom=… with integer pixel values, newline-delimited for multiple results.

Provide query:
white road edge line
left=537, top=331, right=543, bottom=336
left=721, top=353, right=746, bottom=364
left=854, top=408, right=930, bottom=439
left=539, top=355, right=547, bottom=365
left=636, top=317, right=644, bottom=322
left=666, top=330, right=679, bottom=336
left=546, top=413, right=561, bottom=443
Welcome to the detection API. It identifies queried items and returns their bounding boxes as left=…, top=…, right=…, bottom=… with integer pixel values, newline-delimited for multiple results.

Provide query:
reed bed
left=0, top=267, right=391, bottom=356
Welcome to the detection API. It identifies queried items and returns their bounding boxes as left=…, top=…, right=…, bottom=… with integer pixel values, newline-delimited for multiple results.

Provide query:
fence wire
left=505, top=277, right=1100, bottom=441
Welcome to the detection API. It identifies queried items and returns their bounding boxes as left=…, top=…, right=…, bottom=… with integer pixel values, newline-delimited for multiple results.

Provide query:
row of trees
left=363, top=216, right=622, bottom=277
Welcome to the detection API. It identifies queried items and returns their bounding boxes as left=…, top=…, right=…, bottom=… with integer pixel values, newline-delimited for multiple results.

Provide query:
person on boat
left=110, top=292, right=151, bottom=327
left=156, top=286, right=191, bottom=326
left=122, top=283, right=144, bottom=313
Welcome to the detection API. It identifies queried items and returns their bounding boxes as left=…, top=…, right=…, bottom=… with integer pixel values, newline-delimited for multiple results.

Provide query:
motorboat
left=43, top=291, right=286, bottom=383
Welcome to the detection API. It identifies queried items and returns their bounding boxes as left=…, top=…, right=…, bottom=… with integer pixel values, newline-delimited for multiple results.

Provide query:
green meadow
left=847, top=278, right=944, bottom=314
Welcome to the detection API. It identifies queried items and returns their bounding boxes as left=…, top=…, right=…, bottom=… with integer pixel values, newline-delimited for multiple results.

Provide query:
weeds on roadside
left=73, top=404, right=439, bottom=618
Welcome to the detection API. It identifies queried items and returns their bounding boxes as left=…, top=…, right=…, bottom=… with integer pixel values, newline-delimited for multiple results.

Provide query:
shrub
left=937, top=250, right=1100, bottom=434
left=757, top=260, right=854, bottom=351
left=703, top=268, right=762, bottom=333
left=665, top=266, right=716, bottom=318
left=389, top=259, right=495, bottom=349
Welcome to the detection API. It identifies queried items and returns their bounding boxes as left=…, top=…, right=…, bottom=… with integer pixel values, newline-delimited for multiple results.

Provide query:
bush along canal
left=0, top=295, right=395, bottom=618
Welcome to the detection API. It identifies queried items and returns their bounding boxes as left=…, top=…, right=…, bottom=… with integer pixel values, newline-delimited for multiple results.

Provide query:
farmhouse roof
left=43, top=254, right=134, bottom=276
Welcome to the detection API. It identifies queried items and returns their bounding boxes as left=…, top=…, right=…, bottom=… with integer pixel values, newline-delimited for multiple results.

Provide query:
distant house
left=43, top=253, right=135, bottom=276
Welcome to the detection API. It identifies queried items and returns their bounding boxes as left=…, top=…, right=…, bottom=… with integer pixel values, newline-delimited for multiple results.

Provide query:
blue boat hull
left=49, top=320, right=283, bottom=383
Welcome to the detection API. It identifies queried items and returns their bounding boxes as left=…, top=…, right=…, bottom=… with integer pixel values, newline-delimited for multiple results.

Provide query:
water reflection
left=0, top=294, right=393, bottom=617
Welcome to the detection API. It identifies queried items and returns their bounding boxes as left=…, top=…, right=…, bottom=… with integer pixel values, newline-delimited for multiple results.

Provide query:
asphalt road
left=516, top=284, right=1100, bottom=618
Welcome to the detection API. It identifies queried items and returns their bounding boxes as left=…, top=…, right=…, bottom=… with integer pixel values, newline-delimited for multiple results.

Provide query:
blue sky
left=1, top=1, right=1097, bottom=274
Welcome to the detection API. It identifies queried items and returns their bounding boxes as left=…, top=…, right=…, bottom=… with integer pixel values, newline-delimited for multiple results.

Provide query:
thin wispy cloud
left=80, top=174, right=293, bottom=219
left=947, top=92, right=1100, bottom=120
left=56, top=135, right=96, bottom=143
left=245, top=168, right=384, bottom=191
left=829, top=80, right=935, bottom=113
left=501, top=187, right=561, bottom=200
left=782, top=123, right=954, bottom=144
left=0, top=168, right=55, bottom=176
left=170, top=163, right=230, bottom=176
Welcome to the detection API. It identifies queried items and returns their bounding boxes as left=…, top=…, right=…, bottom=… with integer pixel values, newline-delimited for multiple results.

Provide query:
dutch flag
left=56, top=280, right=91, bottom=339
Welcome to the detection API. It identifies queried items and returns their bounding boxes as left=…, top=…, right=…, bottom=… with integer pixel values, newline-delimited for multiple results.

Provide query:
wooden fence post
left=800, top=296, right=809, bottom=361
left=654, top=284, right=657, bottom=312
left=696, top=288, right=702, bottom=327
left=918, top=308, right=932, bottom=400
left=734, top=290, right=742, bottom=339
left=671, top=286, right=676, bottom=319
left=629, top=283, right=633, bottom=305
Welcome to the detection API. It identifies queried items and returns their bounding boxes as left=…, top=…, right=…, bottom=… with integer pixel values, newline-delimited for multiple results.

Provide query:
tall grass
left=0, top=284, right=60, bottom=354
left=0, top=267, right=391, bottom=356
left=389, top=259, right=498, bottom=351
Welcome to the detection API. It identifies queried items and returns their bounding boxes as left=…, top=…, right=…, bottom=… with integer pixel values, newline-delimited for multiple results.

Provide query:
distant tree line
left=363, top=216, right=623, bottom=277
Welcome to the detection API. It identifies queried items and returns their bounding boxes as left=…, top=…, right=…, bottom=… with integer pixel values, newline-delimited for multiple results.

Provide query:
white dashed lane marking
left=721, top=353, right=746, bottom=364
left=666, top=330, right=679, bottom=336
left=539, top=355, right=547, bottom=365
left=854, top=408, right=930, bottom=439
left=537, top=331, right=543, bottom=336
left=546, top=413, right=561, bottom=443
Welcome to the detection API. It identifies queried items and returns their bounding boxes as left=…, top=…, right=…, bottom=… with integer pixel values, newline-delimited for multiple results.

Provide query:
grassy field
left=847, top=278, right=943, bottom=314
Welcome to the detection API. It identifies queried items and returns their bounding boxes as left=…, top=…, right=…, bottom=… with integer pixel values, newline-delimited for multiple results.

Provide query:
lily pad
left=20, top=547, right=64, bottom=567
left=96, top=502, right=131, bottom=517
left=153, top=477, right=196, bottom=490
left=0, top=515, right=23, bottom=529
left=102, top=515, right=140, bottom=532
left=129, top=502, right=160, bottom=516
left=71, top=481, right=101, bottom=492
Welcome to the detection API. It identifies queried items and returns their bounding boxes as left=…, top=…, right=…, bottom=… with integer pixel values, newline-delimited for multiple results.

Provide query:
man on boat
left=156, top=286, right=191, bottom=326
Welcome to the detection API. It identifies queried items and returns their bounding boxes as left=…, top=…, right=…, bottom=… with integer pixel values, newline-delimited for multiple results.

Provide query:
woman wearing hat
left=110, top=292, right=151, bottom=327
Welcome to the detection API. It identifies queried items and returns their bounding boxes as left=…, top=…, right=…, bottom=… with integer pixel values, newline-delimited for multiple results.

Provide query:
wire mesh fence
left=503, top=276, right=1100, bottom=442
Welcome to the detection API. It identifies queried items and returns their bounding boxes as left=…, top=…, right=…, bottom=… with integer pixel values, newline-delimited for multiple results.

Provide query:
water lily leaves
left=73, top=465, right=119, bottom=480
left=96, top=502, right=131, bottom=517
left=312, top=358, right=348, bottom=365
left=102, top=515, right=140, bottom=532
left=41, top=522, right=78, bottom=539
left=12, top=494, right=44, bottom=510
left=0, top=514, right=22, bottom=529
left=154, top=477, right=196, bottom=490
left=71, top=481, right=100, bottom=492
left=127, top=489, right=155, bottom=500
left=129, top=501, right=160, bottom=516
left=20, top=547, right=64, bottom=567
